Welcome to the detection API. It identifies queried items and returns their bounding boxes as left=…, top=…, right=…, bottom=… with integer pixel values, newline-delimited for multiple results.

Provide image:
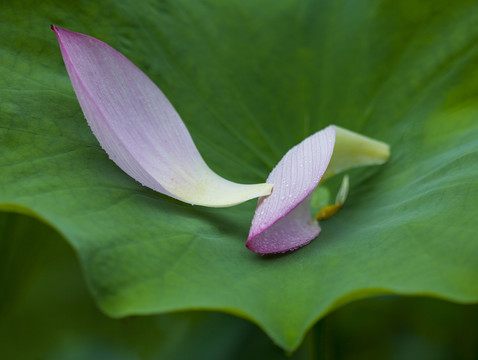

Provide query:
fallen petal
left=52, top=26, right=272, bottom=207
left=247, top=126, right=335, bottom=253
left=248, top=126, right=390, bottom=254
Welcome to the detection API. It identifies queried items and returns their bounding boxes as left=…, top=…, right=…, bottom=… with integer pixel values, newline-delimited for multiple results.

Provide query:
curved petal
left=52, top=26, right=272, bottom=207
left=247, top=126, right=390, bottom=254
left=247, top=126, right=335, bottom=253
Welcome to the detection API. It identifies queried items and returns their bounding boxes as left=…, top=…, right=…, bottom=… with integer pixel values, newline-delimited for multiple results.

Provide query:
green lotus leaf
left=1, top=0, right=477, bottom=351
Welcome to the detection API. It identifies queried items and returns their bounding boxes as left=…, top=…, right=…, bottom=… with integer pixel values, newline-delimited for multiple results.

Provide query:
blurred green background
left=1, top=212, right=476, bottom=359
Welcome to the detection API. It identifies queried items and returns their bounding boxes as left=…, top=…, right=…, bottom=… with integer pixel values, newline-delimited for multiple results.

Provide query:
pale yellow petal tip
left=175, top=182, right=273, bottom=208
left=217, top=182, right=273, bottom=207
left=256, top=182, right=274, bottom=197
left=324, top=125, right=391, bottom=178
left=371, top=140, right=391, bottom=163
left=334, top=125, right=390, bottom=161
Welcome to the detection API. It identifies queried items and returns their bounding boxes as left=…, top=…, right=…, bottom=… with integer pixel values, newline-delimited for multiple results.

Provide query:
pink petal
left=52, top=26, right=272, bottom=207
left=247, top=126, right=336, bottom=254
left=247, top=196, right=321, bottom=254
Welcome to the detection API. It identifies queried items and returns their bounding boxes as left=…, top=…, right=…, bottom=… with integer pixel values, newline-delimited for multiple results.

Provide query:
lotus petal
left=247, top=126, right=389, bottom=254
left=247, top=126, right=335, bottom=253
left=52, top=26, right=272, bottom=207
